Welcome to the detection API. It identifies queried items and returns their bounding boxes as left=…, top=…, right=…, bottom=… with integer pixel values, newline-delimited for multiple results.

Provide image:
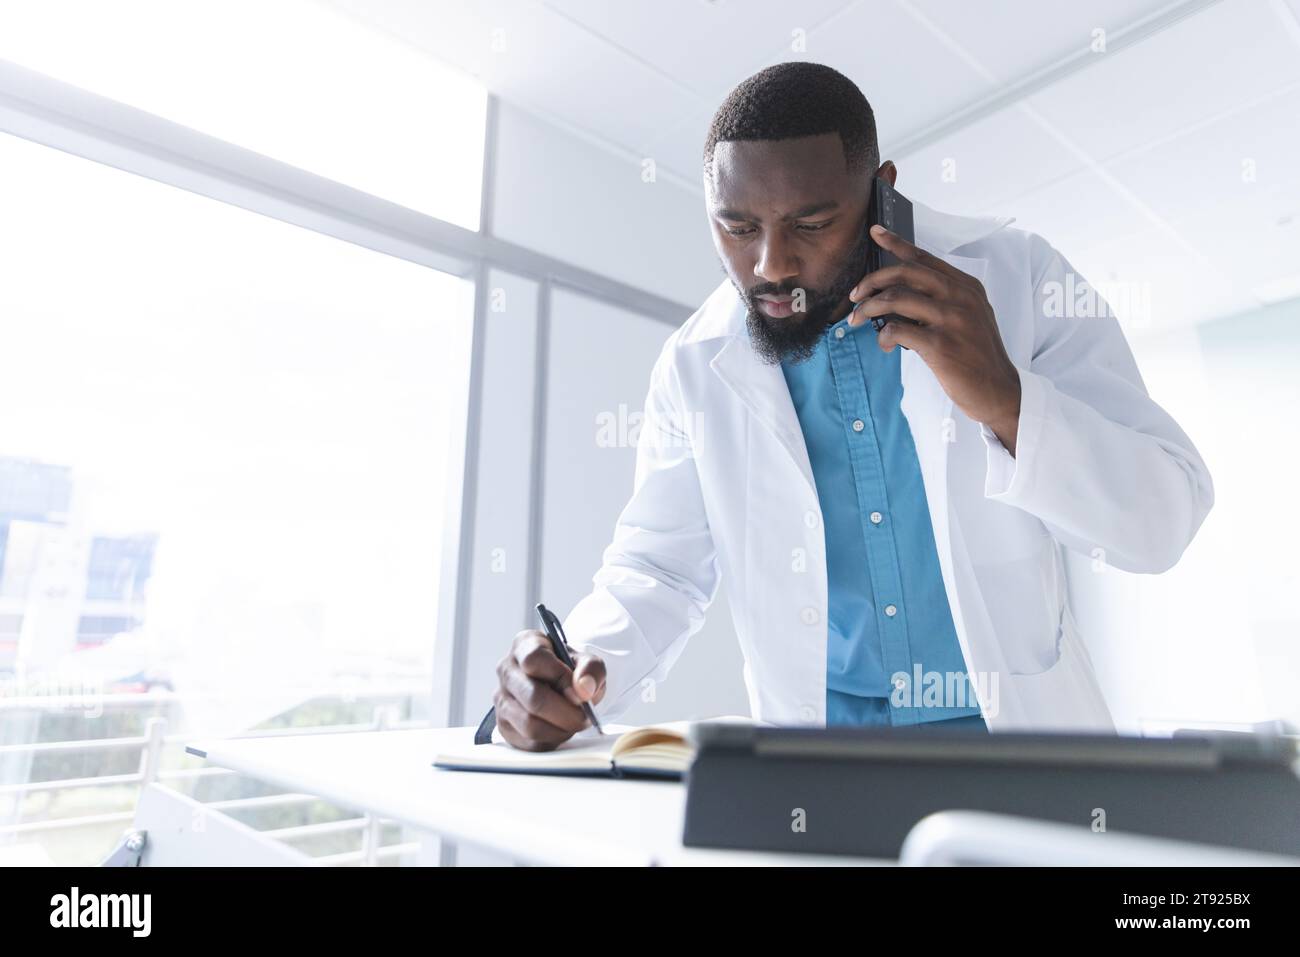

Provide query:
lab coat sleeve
left=979, top=236, right=1214, bottom=573
left=562, top=340, right=721, bottom=721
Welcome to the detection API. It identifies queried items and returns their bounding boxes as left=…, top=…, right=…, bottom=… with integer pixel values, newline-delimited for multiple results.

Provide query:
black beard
left=737, top=227, right=872, bottom=366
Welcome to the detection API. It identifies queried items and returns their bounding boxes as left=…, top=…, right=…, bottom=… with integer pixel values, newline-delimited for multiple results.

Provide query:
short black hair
left=703, top=62, right=878, bottom=180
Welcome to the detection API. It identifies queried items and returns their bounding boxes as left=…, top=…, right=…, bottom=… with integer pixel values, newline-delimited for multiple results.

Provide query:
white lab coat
left=563, top=200, right=1214, bottom=733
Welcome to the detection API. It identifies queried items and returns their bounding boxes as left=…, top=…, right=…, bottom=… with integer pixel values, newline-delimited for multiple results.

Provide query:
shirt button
left=800, top=705, right=817, bottom=721
left=870, top=511, right=883, bottom=525
left=801, top=606, right=820, bottom=625
left=834, top=326, right=846, bottom=339
left=803, top=510, right=819, bottom=529
left=852, top=419, right=865, bottom=432
left=884, top=604, right=898, bottom=618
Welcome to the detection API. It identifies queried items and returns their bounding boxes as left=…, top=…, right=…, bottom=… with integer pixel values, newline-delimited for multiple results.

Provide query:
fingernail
left=849, top=285, right=861, bottom=301
left=577, top=675, right=596, bottom=696
left=871, top=224, right=887, bottom=236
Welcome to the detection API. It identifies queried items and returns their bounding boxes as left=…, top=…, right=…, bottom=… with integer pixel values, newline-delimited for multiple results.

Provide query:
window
left=0, top=128, right=473, bottom=862
left=0, top=0, right=486, bottom=227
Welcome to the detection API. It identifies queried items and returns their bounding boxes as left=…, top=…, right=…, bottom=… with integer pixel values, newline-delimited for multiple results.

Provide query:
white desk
left=186, top=727, right=890, bottom=866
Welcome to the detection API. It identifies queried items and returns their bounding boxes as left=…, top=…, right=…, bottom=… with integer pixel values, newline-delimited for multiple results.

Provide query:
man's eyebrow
left=713, top=206, right=754, bottom=221
left=785, top=200, right=839, bottom=219
left=713, top=200, right=840, bottom=221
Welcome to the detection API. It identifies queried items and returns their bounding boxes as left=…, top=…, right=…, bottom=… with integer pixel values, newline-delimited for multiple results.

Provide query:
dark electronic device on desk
left=862, top=176, right=916, bottom=333
left=681, top=723, right=1300, bottom=859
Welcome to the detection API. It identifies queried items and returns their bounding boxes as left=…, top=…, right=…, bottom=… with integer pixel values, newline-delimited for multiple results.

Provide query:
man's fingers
left=494, top=689, right=574, bottom=750
left=572, top=654, right=607, bottom=705
left=511, top=630, right=572, bottom=683
left=875, top=317, right=933, bottom=354
left=850, top=262, right=947, bottom=301
left=496, top=630, right=606, bottom=751
left=501, top=662, right=589, bottom=732
left=495, top=710, right=557, bottom=753
left=869, top=225, right=969, bottom=282
left=494, top=706, right=529, bottom=750
left=849, top=288, right=945, bottom=329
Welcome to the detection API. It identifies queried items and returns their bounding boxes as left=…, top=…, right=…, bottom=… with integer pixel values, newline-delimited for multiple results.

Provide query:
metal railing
left=0, top=689, right=431, bottom=865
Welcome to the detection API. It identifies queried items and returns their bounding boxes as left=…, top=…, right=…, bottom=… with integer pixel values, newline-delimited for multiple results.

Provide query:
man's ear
left=875, top=160, right=898, bottom=187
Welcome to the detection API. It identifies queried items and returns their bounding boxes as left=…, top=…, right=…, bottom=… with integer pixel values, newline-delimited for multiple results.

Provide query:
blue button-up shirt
left=780, top=315, right=985, bottom=729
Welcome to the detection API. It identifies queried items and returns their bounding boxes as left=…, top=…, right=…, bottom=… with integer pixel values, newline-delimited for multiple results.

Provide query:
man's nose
left=754, top=233, right=800, bottom=286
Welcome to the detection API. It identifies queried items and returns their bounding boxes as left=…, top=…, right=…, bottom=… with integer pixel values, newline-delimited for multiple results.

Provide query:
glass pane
left=0, top=130, right=473, bottom=863
left=0, top=0, right=486, bottom=228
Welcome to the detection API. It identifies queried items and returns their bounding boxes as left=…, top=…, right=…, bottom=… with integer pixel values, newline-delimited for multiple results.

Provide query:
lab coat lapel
left=710, top=325, right=817, bottom=497
left=900, top=252, right=990, bottom=673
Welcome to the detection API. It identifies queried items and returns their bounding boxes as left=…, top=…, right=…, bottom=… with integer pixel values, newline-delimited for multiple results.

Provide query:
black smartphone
left=864, top=176, right=915, bottom=331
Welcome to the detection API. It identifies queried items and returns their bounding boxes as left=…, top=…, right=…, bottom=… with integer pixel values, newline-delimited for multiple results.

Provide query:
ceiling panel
left=540, top=0, right=852, bottom=100
left=985, top=165, right=1160, bottom=265
left=904, top=0, right=1188, bottom=84
left=538, top=0, right=1008, bottom=179
left=891, top=106, right=1082, bottom=218
left=1102, top=83, right=1300, bottom=232
left=1025, top=0, right=1300, bottom=165
left=792, top=1, right=999, bottom=151
left=610, top=0, right=1006, bottom=182
left=1156, top=180, right=1300, bottom=302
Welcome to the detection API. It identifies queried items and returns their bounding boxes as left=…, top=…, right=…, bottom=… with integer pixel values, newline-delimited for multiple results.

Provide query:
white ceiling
left=325, top=0, right=1300, bottom=333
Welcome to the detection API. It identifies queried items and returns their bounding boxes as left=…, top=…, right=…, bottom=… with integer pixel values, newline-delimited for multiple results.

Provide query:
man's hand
left=494, top=630, right=606, bottom=752
left=848, top=224, right=1022, bottom=455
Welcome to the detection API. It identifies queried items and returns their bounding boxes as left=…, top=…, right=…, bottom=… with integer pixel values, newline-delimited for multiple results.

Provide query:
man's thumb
left=572, top=654, right=605, bottom=702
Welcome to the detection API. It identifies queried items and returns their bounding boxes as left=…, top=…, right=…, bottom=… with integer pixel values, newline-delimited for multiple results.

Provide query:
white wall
left=491, top=99, right=720, bottom=308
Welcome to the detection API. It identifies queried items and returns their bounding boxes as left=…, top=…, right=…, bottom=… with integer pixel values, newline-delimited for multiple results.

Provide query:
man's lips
left=756, top=295, right=795, bottom=319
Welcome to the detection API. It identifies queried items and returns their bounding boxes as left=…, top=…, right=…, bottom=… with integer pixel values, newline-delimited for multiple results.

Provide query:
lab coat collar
left=913, top=199, right=1016, bottom=256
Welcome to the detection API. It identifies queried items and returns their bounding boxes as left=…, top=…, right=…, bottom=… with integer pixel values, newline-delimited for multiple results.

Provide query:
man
left=492, top=62, right=1214, bottom=750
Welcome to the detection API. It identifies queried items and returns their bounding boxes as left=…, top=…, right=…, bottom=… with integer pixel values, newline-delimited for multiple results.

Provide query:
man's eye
left=724, top=226, right=755, bottom=237
left=796, top=221, right=831, bottom=232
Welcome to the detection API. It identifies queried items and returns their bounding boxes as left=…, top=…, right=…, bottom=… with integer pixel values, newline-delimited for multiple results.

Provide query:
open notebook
left=433, top=716, right=755, bottom=780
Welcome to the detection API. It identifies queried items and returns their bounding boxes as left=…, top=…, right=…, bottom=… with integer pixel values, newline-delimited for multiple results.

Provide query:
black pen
left=535, top=602, right=604, bottom=735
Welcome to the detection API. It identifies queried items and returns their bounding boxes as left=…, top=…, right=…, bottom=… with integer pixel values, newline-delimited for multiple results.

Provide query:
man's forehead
left=706, top=134, right=859, bottom=213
